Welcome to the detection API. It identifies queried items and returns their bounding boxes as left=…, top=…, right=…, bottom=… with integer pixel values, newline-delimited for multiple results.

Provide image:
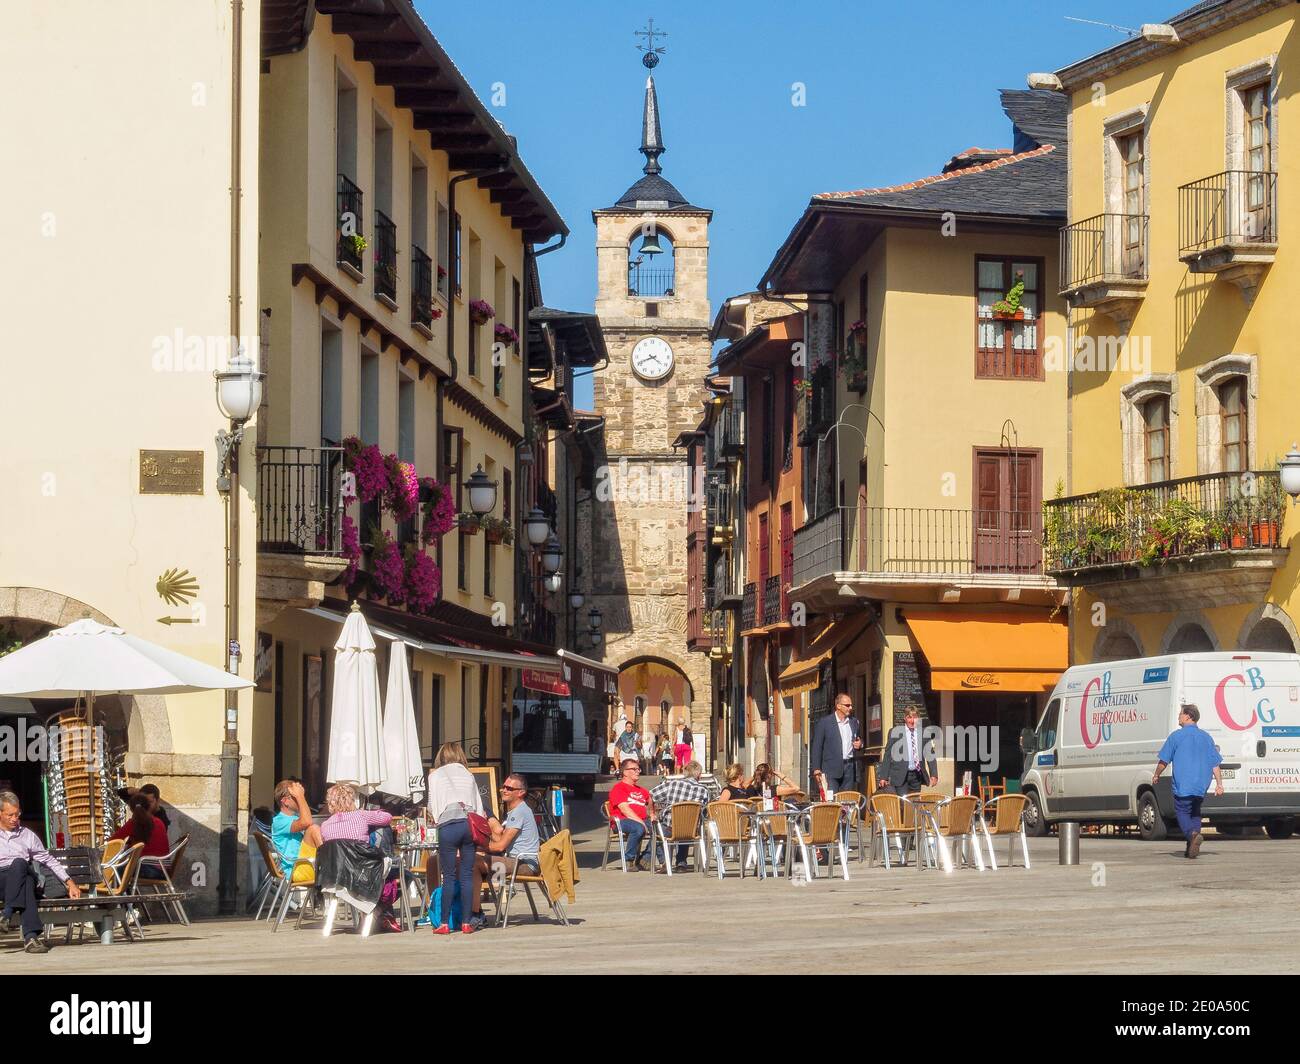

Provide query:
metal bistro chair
left=706, top=801, right=749, bottom=879
left=600, top=801, right=633, bottom=872
left=654, top=802, right=707, bottom=876
left=98, top=842, right=146, bottom=941
left=791, top=802, right=851, bottom=881
left=272, top=840, right=319, bottom=932
left=498, top=830, right=576, bottom=930
left=934, top=796, right=984, bottom=872
left=252, top=831, right=291, bottom=921
left=136, top=834, right=191, bottom=926
left=979, top=794, right=1031, bottom=870
left=906, top=792, right=951, bottom=870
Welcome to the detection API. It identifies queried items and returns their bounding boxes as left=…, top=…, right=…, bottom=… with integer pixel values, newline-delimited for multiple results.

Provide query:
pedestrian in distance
left=811, top=691, right=864, bottom=796
left=1152, top=703, right=1223, bottom=859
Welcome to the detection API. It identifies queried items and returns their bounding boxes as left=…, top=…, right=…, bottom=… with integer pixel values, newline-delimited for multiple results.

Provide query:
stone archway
left=1237, top=604, right=1300, bottom=652
left=1160, top=611, right=1220, bottom=655
left=0, top=587, right=174, bottom=756
left=1092, top=618, right=1145, bottom=662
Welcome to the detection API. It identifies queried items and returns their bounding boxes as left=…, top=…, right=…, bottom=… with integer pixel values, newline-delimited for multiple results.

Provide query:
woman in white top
left=426, top=742, right=485, bottom=935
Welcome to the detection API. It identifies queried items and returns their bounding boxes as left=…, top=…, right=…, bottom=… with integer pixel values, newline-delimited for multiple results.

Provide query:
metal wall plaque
left=139, top=450, right=204, bottom=495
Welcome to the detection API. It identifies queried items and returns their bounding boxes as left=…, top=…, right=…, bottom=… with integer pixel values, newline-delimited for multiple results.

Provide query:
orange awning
left=904, top=610, right=1067, bottom=693
left=777, top=613, right=873, bottom=696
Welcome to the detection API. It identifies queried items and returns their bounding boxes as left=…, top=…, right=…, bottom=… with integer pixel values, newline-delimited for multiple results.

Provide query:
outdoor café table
left=737, top=807, right=788, bottom=879
left=394, top=841, right=439, bottom=930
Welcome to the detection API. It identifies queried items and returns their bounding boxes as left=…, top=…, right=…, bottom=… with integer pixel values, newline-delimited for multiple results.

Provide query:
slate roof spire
left=641, top=75, right=664, bottom=175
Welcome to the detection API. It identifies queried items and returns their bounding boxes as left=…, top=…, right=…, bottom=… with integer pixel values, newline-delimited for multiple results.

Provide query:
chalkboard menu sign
left=469, top=765, right=500, bottom=819
left=892, top=652, right=925, bottom=724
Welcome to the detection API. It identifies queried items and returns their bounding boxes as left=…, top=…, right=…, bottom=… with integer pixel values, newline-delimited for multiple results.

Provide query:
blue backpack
left=428, top=880, right=462, bottom=929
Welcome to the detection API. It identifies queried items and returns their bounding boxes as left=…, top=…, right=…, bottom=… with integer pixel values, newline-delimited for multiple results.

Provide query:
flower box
left=991, top=309, right=1026, bottom=321
left=458, top=515, right=480, bottom=535
left=847, top=369, right=868, bottom=393
left=1253, top=519, right=1280, bottom=547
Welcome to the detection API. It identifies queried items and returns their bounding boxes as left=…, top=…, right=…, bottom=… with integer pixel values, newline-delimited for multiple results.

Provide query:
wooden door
left=973, top=450, right=1041, bottom=572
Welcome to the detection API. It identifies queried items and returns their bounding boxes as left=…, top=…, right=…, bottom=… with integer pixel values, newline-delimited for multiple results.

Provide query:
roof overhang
left=713, top=312, right=804, bottom=375
left=528, top=307, right=609, bottom=369
left=262, top=0, right=567, bottom=243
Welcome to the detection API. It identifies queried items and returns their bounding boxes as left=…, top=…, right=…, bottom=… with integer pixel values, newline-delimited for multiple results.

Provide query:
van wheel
left=1264, top=817, right=1295, bottom=841
left=1022, top=790, right=1049, bottom=837
left=1138, top=791, right=1167, bottom=840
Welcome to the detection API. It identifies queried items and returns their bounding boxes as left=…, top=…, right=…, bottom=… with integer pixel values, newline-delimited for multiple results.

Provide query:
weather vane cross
left=635, top=18, right=667, bottom=69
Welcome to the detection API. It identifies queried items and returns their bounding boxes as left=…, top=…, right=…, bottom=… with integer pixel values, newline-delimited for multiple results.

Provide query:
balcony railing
left=1179, top=169, right=1277, bottom=258
left=628, top=267, right=674, bottom=298
left=764, top=574, right=781, bottom=625
left=742, top=581, right=757, bottom=630
left=411, top=245, right=434, bottom=329
left=792, top=508, right=843, bottom=588
left=1044, top=471, right=1285, bottom=574
left=716, top=396, right=743, bottom=461
left=1060, top=212, right=1148, bottom=293
left=257, top=446, right=344, bottom=555
left=798, top=363, right=835, bottom=445
left=337, top=175, right=364, bottom=273
left=523, top=603, right=557, bottom=648
left=374, top=210, right=397, bottom=303
left=794, top=505, right=1050, bottom=586
left=706, top=476, right=733, bottom=542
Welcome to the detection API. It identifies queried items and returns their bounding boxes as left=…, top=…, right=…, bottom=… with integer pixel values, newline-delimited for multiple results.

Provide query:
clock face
left=631, top=336, right=674, bottom=381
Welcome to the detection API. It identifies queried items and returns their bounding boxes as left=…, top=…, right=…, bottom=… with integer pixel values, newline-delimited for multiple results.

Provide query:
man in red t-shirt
left=608, top=759, right=655, bottom=870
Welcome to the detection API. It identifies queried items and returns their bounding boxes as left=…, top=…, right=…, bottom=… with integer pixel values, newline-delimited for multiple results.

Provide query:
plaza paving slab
left=5, top=818, right=1296, bottom=975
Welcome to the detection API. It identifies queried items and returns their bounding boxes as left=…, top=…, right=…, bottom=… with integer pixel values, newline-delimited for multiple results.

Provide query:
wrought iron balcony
left=1179, top=170, right=1276, bottom=303
left=374, top=210, right=398, bottom=304
left=742, top=581, right=757, bottom=630
left=706, top=475, right=734, bottom=545
left=793, top=504, right=1050, bottom=588
left=628, top=266, right=674, bottom=298
left=798, top=362, right=835, bottom=446
left=709, top=555, right=741, bottom=609
left=1059, top=212, right=1148, bottom=328
left=336, top=175, right=364, bottom=274
left=715, top=396, right=743, bottom=461
left=1044, top=471, right=1285, bottom=575
left=523, top=603, right=557, bottom=648
left=764, top=575, right=781, bottom=625
left=256, top=446, right=345, bottom=555
left=411, top=245, right=434, bottom=330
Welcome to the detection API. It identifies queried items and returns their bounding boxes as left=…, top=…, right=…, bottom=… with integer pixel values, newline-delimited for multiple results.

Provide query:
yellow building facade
left=1052, top=0, right=1300, bottom=665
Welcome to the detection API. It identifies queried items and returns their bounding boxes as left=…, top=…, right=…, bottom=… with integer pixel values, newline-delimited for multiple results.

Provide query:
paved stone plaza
left=5, top=804, right=1296, bottom=974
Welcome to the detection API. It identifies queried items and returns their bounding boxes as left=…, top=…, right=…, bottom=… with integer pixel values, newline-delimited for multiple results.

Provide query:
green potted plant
left=458, top=513, right=480, bottom=535
left=990, top=271, right=1026, bottom=321
left=344, top=233, right=367, bottom=257
left=1043, top=480, right=1086, bottom=568
left=481, top=516, right=514, bottom=546
left=841, top=343, right=868, bottom=393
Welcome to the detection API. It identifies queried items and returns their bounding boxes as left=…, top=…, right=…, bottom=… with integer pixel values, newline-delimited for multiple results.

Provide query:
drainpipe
left=446, top=161, right=509, bottom=382
left=217, top=0, right=244, bottom=918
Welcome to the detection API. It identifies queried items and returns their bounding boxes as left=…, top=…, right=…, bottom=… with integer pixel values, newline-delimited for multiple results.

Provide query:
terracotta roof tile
left=816, top=145, right=1056, bottom=201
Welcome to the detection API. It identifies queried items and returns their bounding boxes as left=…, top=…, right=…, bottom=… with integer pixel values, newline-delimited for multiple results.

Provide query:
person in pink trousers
left=673, top=723, right=693, bottom=772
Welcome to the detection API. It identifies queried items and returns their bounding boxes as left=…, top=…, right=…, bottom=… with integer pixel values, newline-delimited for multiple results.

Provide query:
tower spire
left=640, top=75, right=664, bottom=176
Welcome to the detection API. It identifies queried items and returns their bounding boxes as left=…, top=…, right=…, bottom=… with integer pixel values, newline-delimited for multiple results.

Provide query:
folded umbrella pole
left=326, top=603, right=386, bottom=794
left=378, top=640, right=425, bottom=803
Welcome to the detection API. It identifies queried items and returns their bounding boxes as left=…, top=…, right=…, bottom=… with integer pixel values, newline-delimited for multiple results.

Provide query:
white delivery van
left=511, top=696, right=602, bottom=798
left=1021, top=652, right=1300, bottom=840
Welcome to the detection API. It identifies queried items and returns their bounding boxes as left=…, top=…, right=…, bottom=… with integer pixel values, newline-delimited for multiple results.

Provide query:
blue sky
left=418, top=0, right=1169, bottom=406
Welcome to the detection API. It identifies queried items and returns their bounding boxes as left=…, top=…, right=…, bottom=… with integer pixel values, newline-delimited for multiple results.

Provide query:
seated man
left=608, top=759, right=654, bottom=871
left=271, top=779, right=322, bottom=874
left=0, top=790, right=81, bottom=954
left=649, top=760, right=712, bottom=872
left=484, top=773, right=541, bottom=879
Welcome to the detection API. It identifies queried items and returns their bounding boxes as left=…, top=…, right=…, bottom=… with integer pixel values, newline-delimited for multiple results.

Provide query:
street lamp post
left=213, top=351, right=263, bottom=916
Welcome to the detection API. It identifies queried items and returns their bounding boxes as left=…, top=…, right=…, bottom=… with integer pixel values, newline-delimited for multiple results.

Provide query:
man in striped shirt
left=649, top=762, right=717, bottom=872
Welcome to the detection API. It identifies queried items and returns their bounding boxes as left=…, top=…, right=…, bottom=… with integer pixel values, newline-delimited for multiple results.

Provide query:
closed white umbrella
left=377, top=640, right=424, bottom=802
left=326, top=604, right=385, bottom=794
left=0, top=618, right=254, bottom=698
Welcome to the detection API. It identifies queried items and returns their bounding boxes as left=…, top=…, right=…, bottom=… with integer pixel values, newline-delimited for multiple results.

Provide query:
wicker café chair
left=932, top=796, right=984, bottom=873
left=791, top=802, right=850, bottom=880
left=867, top=792, right=916, bottom=869
left=706, top=801, right=749, bottom=880
left=979, top=794, right=1031, bottom=870
left=653, top=801, right=706, bottom=876
left=832, top=790, right=867, bottom=861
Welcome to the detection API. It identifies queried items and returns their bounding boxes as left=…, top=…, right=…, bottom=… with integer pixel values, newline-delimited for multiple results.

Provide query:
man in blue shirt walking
left=1152, top=704, right=1223, bottom=859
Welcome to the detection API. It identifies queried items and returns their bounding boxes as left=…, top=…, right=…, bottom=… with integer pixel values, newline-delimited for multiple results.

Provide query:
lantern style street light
left=588, top=605, right=603, bottom=631
left=1279, top=445, right=1300, bottom=503
left=543, top=570, right=563, bottom=594
left=523, top=507, right=550, bottom=547
left=541, top=532, right=564, bottom=575
left=568, top=588, right=585, bottom=611
left=465, top=465, right=498, bottom=516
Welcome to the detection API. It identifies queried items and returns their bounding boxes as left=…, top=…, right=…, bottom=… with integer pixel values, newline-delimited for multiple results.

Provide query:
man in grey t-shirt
left=485, top=772, right=540, bottom=875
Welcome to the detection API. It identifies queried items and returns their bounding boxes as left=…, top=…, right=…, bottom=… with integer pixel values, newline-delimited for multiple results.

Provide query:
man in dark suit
left=810, top=691, right=863, bottom=796
left=878, top=707, right=939, bottom=794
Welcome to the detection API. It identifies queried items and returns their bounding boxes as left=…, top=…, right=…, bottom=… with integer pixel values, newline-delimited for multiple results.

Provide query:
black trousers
left=2, top=860, right=44, bottom=940
left=898, top=769, right=927, bottom=794
left=822, top=764, right=859, bottom=795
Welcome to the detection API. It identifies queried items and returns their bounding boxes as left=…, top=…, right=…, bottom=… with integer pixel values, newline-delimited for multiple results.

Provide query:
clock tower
left=587, top=32, right=714, bottom=761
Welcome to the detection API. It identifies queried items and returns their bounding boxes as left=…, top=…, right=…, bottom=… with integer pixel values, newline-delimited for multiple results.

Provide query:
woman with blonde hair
left=426, top=742, right=486, bottom=934
left=319, top=782, right=400, bottom=933
left=719, top=763, right=753, bottom=801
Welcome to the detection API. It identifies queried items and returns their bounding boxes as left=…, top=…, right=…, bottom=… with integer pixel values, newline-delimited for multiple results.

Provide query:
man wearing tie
left=879, top=707, right=939, bottom=794
left=811, top=692, right=863, bottom=796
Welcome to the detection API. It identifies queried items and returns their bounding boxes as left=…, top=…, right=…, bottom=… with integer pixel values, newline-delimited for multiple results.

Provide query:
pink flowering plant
left=420, top=477, right=456, bottom=545
left=404, top=547, right=441, bottom=612
left=493, top=323, right=519, bottom=346
left=343, top=436, right=388, bottom=505
left=340, top=513, right=363, bottom=584
left=384, top=455, right=420, bottom=522
left=468, top=299, right=495, bottom=325
left=369, top=529, right=407, bottom=604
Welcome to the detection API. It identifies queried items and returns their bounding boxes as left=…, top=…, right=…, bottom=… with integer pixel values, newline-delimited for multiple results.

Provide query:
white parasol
left=326, top=604, right=385, bottom=794
left=377, top=640, right=425, bottom=802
